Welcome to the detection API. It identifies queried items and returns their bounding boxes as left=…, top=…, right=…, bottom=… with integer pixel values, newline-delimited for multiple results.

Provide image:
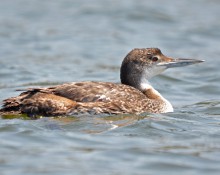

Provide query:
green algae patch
left=0, top=114, right=42, bottom=120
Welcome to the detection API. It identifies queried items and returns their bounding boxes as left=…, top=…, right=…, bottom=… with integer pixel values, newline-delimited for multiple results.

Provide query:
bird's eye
left=148, top=56, right=158, bottom=62
left=152, top=57, right=158, bottom=62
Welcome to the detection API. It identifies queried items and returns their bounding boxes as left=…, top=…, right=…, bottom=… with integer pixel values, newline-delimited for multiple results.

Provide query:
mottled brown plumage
left=0, top=48, right=204, bottom=116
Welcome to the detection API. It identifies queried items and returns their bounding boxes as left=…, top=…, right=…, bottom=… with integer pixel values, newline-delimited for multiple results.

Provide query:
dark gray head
left=120, top=48, right=204, bottom=91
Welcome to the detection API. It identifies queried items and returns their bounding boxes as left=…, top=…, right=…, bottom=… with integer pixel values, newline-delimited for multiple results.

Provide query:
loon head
left=120, top=48, right=204, bottom=91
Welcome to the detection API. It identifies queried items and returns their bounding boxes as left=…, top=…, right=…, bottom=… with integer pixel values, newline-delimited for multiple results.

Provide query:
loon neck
left=120, top=60, right=146, bottom=91
left=120, top=62, right=152, bottom=92
left=120, top=64, right=173, bottom=111
left=121, top=71, right=164, bottom=101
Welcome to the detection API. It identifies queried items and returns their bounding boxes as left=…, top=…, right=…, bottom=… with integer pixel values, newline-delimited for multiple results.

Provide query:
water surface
left=1, top=0, right=220, bottom=175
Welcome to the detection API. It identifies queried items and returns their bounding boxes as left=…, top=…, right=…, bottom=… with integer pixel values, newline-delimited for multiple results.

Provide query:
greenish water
left=1, top=0, right=220, bottom=175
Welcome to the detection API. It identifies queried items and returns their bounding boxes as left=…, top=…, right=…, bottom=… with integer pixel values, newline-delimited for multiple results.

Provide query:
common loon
left=0, top=48, right=203, bottom=116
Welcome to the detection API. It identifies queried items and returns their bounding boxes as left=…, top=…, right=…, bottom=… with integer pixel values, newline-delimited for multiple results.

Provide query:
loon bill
left=0, top=48, right=204, bottom=116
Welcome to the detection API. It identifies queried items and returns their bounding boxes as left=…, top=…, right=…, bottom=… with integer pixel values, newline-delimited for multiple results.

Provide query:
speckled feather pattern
left=0, top=81, right=169, bottom=116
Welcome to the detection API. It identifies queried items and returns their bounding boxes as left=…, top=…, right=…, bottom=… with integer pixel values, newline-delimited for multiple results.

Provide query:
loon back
left=0, top=82, right=172, bottom=116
